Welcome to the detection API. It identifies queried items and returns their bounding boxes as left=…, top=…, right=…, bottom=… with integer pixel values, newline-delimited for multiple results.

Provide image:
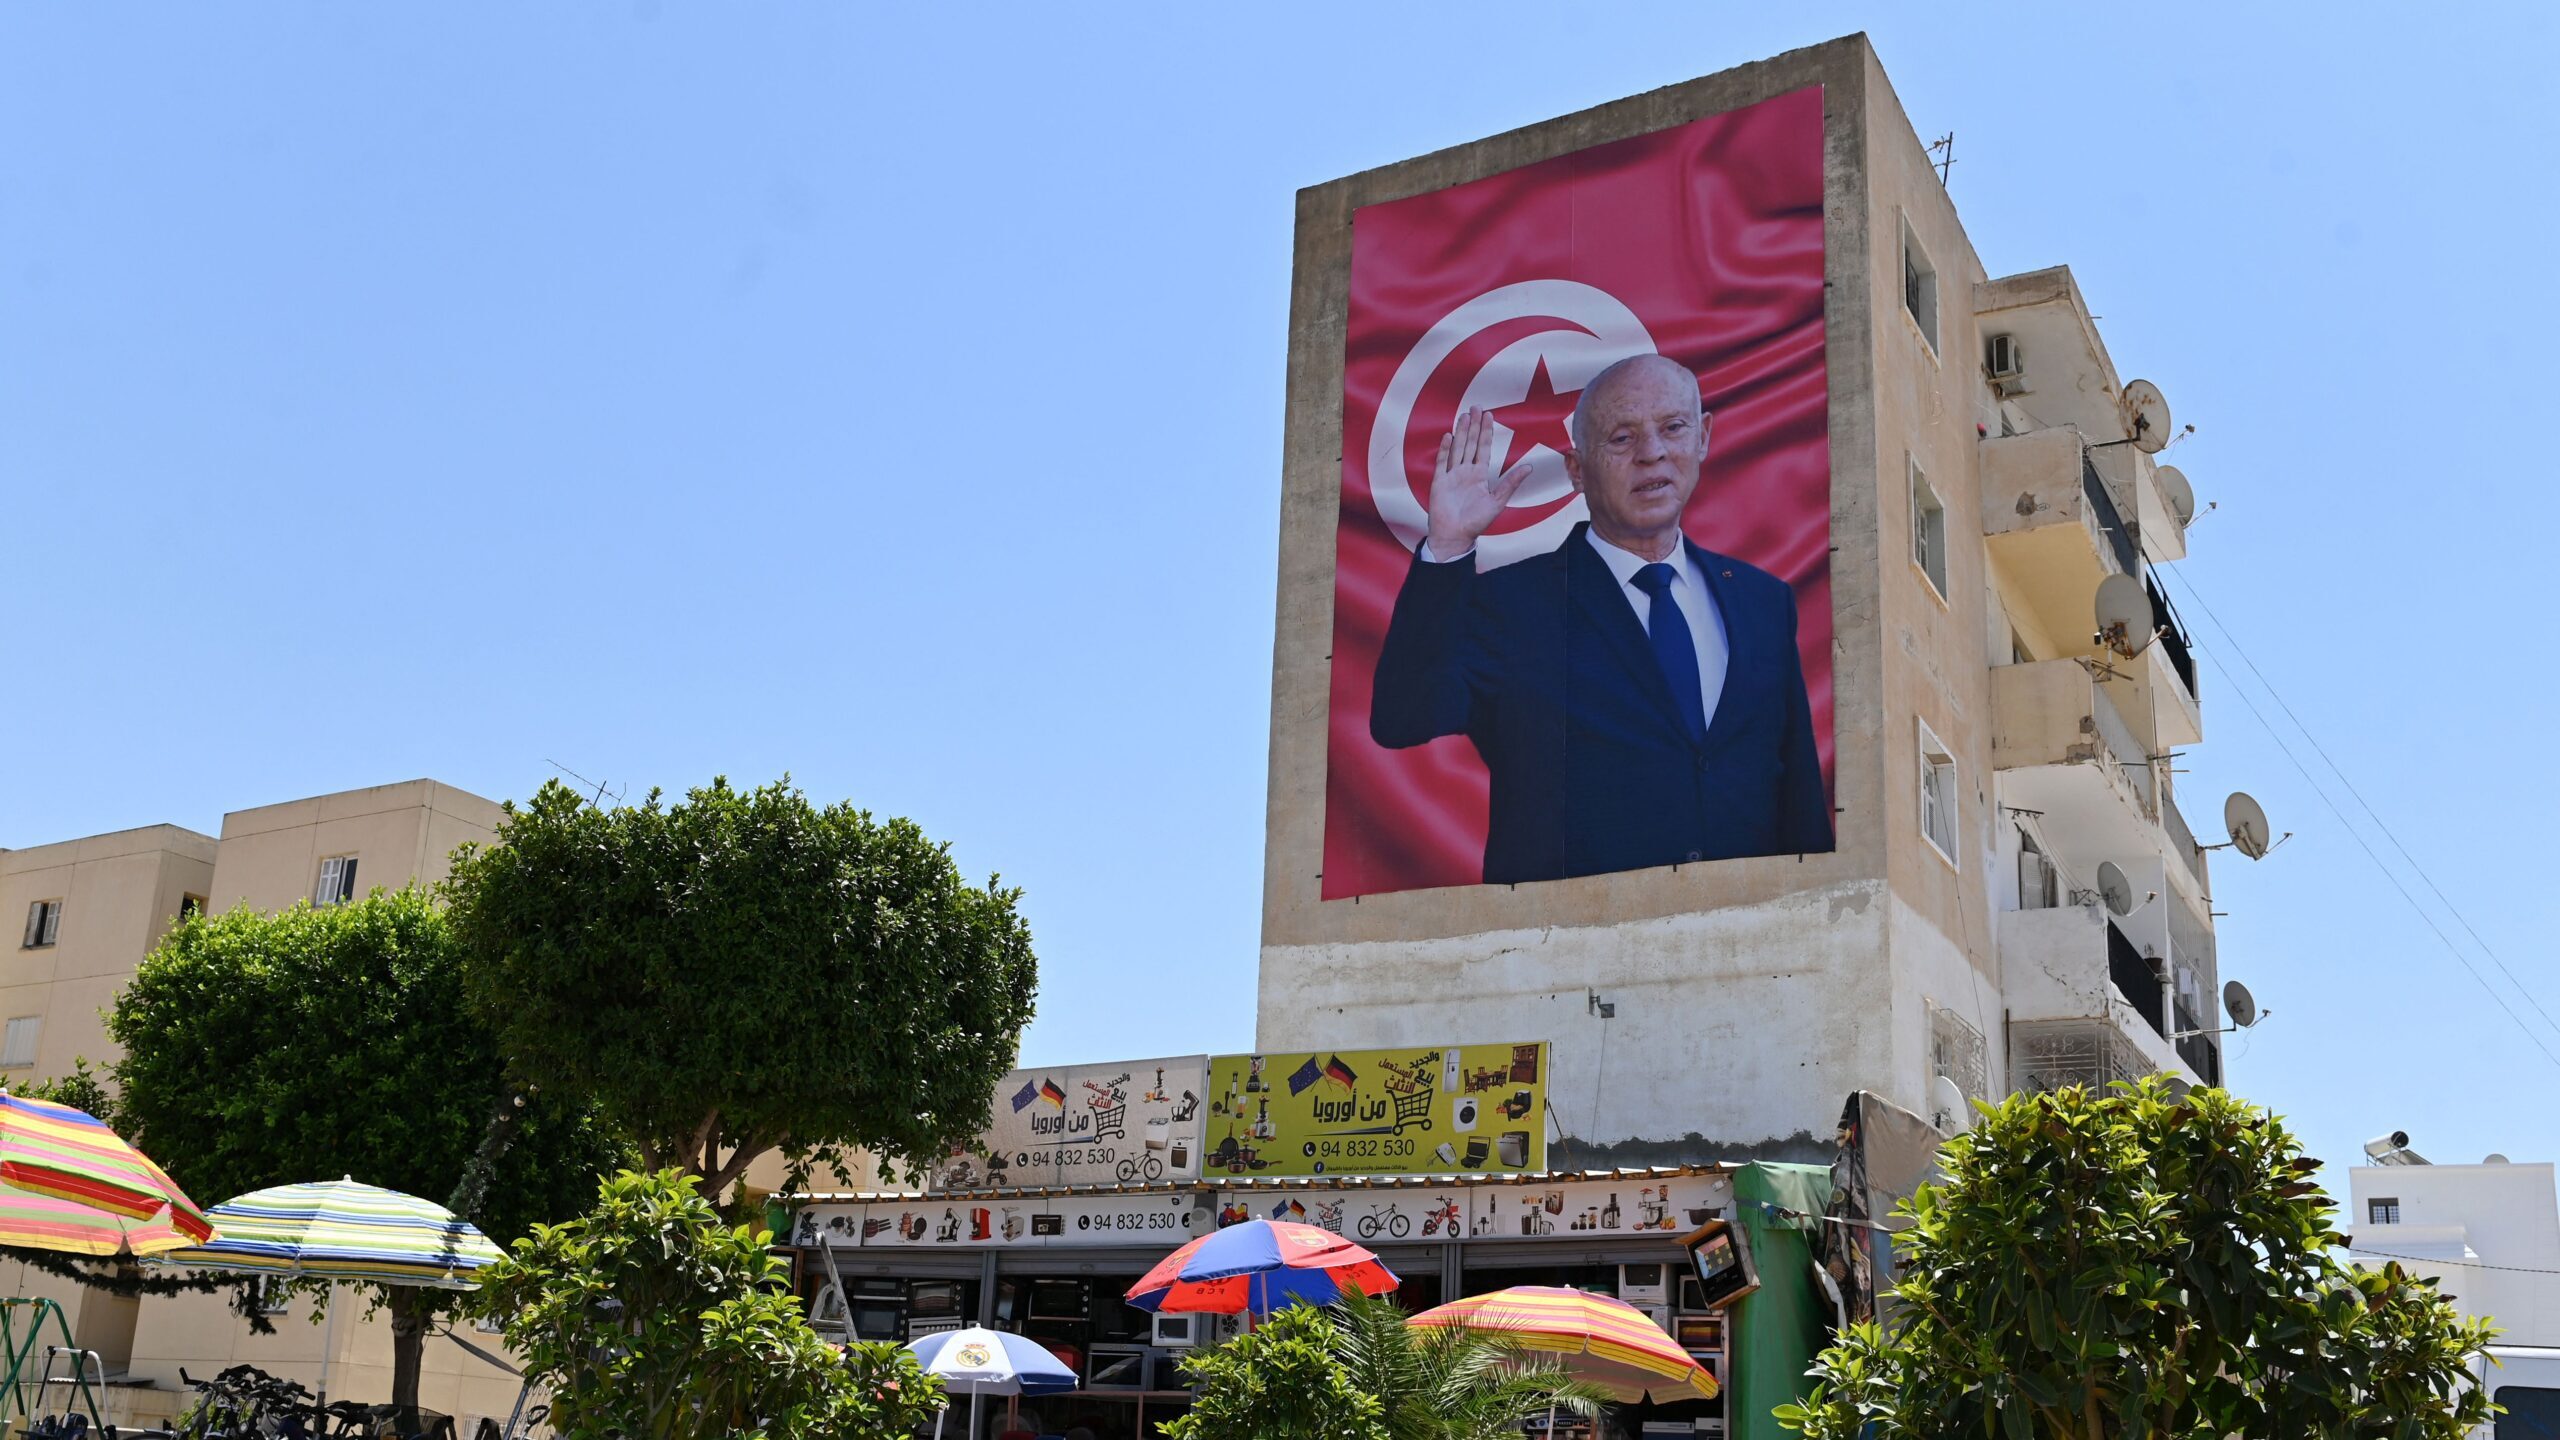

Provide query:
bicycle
left=1355, top=1203, right=1410, bottom=1240
left=1115, top=1153, right=1166, bottom=1183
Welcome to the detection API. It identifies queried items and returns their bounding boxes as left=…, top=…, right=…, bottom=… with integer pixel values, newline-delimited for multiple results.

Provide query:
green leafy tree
left=108, top=888, right=629, bottom=1411
left=1161, top=1302, right=1390, bottom=1440
left=1776, top=1077, right=2497, bottom=1440
left=442, top=777, right=1039, bottom=1199
left=468, top=1168, right=943, bottom=1440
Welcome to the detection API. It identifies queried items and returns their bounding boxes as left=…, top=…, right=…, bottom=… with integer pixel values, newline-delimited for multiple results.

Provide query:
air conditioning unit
left=1152, top=1312, right=1209, bottom=1348
left=1984, top=334, right=2027, bottom=395
left=1617, top=1262, right=1669, bottom=1307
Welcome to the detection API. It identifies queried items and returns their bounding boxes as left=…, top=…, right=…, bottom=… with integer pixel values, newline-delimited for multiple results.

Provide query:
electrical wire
left=2174, top=611, right=2560, bottom=1074
left=2161, top=567, right=2560, bottom=1045
left=2347, top=1247, right=2560, bottom=1276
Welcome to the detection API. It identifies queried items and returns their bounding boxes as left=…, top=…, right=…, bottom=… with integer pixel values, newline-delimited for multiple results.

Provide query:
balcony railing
left=2081, top=452, right=2137, bottom=576
left=2107, top=920, right=2165, bottom=1038
left=2146, top=573, right=2198, bottom=701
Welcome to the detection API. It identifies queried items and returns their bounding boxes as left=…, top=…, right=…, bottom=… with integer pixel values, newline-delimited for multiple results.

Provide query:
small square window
left=1918, top=723, right=1959, bottom=865
left=20, top=901, right=60, bottom=950
left=2369, top=1198, right=2401, bottom=1226
left=1910, top=459, right=1948, bottom=598
left=178, top=894, right=206, bottom=922
left=253, top=1277, right=294, bottom=1316
left=0, top=1017, right=41, bottom=1069
left=1902, top=218, right=1939, bottom=353
left=314, top=856, right=360, bottom=907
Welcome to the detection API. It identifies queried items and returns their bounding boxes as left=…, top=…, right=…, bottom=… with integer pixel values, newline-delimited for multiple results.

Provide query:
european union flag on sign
left=1010, top=1079, right=1041, bottom=1113
left=1286, top=1058, right=1324, bottom=1096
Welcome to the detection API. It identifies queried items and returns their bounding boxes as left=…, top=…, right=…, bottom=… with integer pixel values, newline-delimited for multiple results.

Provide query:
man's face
left=1564, top=359, right=1710, bottom=542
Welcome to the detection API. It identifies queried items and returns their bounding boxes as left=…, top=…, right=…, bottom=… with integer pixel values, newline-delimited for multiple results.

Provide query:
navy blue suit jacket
left=1370, top=521, right=1833, bottom=884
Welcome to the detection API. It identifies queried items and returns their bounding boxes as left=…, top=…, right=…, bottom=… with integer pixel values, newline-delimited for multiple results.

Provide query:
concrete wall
left=1256, top=35, right=2030, bottom=1153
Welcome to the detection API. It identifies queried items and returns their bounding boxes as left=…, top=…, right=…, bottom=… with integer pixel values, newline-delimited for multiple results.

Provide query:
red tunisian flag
left=1323, top=85, right=1832, bottom=900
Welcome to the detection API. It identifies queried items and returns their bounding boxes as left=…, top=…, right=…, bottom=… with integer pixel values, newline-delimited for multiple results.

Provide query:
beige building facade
left=2, top=780, right=526, bottom=1432
left=1258, top=35, right=2234, bottom=1160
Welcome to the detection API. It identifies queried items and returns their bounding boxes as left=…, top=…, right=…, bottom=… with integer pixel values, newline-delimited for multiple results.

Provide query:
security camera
left=2364, top=1131, right=2411, bottom=1161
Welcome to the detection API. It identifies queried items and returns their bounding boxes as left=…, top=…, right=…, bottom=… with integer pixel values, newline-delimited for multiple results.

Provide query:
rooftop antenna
left=1927, top=132, right=1956, bottom=186
left=544, top=759, right=625, bottom=808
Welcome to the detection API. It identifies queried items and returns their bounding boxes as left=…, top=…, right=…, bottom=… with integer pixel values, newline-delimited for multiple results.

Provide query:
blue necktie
left=1632, top=563, right=1707, bottom=743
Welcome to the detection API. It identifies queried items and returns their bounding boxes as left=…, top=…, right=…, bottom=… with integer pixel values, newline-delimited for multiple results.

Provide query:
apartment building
left=2, top=780, right=519, bottom=1429
left=1256, top=34, right=2241, bottom=1160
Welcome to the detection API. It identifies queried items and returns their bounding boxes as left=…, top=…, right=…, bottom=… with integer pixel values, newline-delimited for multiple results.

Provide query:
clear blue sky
left=5, top=5, right=2554, bottom=1195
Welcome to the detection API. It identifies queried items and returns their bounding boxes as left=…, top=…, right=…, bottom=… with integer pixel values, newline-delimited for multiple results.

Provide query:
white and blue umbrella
left=905, top=1326, right=1077, bottom=1438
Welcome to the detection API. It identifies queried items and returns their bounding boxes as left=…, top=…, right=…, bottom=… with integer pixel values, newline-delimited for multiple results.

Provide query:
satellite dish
left=2156, top=465, right=2196, bottom=527
left=2224, top=792, right=2273, bottom=860
left=2122, top=379, right=2174, bottom=454
left=1930, top=1075, right=1970, bottom=1133
left=2486, top=1153, right=2512, bottom=1165
left=2096, top=861, right=2135, bottom=917
left=2222, top=979, right=2260, bottom=1030
left=2094, top=573, right=2155, bottom=658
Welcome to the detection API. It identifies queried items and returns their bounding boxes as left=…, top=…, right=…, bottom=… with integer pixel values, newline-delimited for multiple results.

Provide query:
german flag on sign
left=1039, top=1079, right=1067, bottom=1108
left=1324, top=1056, right=1359, bottom=1091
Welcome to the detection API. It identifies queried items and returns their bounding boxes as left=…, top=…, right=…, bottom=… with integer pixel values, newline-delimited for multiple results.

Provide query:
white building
left=2349, top=1137, right=2560, bottom=1349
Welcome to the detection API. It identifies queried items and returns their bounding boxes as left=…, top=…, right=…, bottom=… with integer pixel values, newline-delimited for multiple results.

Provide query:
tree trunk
left=389, top=1287, right=429, bottom=1413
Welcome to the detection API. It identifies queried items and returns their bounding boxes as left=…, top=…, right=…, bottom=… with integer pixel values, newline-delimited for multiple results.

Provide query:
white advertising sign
left=788, top=1191, right=1209, bottom=1252
left=1208, top=1173, right=1732, bottom=1244
left=926, top=1056, right=1209, bottom=1192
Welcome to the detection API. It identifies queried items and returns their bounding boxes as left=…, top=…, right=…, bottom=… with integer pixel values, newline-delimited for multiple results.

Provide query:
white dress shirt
left=1582, top=529, right=1729, bottom=734
left=1416, top=530, right=1730, bottom=734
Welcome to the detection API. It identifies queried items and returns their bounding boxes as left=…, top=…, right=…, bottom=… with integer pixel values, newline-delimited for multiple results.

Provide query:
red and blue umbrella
left=1125, top=1219, right=1399, bottom=1315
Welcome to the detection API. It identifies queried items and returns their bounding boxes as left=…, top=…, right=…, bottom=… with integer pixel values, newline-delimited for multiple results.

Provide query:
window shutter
left=21, top=905, right=38, bottom=949
left=39, top=904, right=56, bottom=946
left=315, top=858, right=341, bottom=906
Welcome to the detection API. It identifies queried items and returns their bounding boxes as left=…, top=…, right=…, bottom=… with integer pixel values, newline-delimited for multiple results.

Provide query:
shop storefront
left=780, top=1047, right=1834, bottom=1438
left=781, top=1162, right=1828, bottom=1440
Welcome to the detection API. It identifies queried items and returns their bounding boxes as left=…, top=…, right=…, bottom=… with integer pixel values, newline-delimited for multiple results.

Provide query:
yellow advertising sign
left=1202, top=1042, right=1548, bottom=1177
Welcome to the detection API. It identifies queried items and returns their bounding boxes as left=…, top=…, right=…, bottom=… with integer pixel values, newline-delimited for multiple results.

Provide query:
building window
left=0, top=1017, right=40, bottom=1069
left=1902, top=218, right=1938, bottom=353
left=1918, top=723, right=1959, bottom=864
left=20, top=901, right=61, bottom=950
left=2369, top=1198, right=2401, bottom=1226
left=1910, top=459, right=1948, bottom=598
left=314, top=856, right=361, bottom=907
left=1929, top=1002, right=1987, bottom=1104
left=253, top=1277, right=294, bottom=1316
left=2018, top=831, right=2059, bottom=910
left=178, top=894, right=206, bottom=922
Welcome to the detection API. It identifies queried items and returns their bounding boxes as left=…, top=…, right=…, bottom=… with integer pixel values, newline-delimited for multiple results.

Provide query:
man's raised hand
left=1424, top=407, right=1535, bottom=560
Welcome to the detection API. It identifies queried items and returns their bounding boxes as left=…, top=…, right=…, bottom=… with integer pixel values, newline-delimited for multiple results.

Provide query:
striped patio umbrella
left=1410, top=1286, right=1719, bottom=1403
left=154, top=1177, right=503, bottom=1289
left=0, top=1092, right=214, bottom=1242
left=0, top=1190, right=202, bottom=1259
left=1126, top=1219, right=1399, bottom=1316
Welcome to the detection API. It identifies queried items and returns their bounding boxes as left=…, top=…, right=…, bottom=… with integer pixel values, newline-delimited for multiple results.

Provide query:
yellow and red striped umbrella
left=1409, top=1285, right=1718, bottom=1402
left=0, top=1093, right=215, bottom=1243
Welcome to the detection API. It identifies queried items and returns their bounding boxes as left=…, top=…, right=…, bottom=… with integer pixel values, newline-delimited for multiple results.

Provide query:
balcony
left=1982, top=430, right=2136, bottom=650
left=1993, top=659, right=2208, bottom=904
left=1999, top=904, right=2196, bottom=1086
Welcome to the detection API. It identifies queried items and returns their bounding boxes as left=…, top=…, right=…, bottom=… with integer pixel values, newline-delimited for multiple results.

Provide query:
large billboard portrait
left=1324, top=85, right=1834, bottom=899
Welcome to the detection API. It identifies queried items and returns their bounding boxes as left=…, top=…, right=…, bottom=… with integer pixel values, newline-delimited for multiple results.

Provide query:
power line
left=2161, top=567, right=2560, bottom=1047
left=2181, top=637, right=2560, bottom=1074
